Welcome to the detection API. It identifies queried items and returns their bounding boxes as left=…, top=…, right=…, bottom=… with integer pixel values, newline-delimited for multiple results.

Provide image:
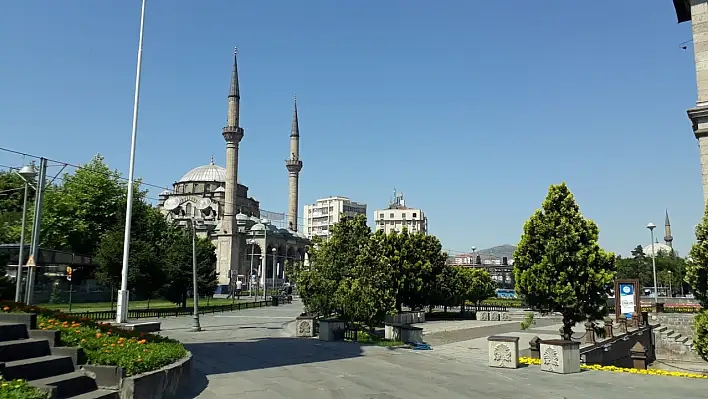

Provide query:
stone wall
left=650, top=314, right=695, bottom=340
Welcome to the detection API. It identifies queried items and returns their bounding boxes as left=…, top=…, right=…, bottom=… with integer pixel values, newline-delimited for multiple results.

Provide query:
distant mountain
left=477, top=244, right=517, bottom=260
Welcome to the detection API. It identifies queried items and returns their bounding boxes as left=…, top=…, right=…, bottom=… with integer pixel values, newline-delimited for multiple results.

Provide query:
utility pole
left=25, top=158, right=47, bottom=305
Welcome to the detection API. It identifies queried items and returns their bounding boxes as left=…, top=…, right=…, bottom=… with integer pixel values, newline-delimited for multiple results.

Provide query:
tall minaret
left=285, top=96, right=303, bottom=231
left=664, top=209, right=674, bottom=248
left=216, top=48, right=244, bottom=286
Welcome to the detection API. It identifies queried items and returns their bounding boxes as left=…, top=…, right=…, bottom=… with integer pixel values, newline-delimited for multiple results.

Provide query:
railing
left=468, top=305, right=508, bottom=312
left=68, top=300, right=271, bottom=321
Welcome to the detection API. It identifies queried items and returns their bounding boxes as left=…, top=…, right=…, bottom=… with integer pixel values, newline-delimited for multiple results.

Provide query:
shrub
left=695, top=311, right=708, bottom=362
left=0, top=301, right=186, bottom=376
left=520, top=312, right=535, bottom=331
left=0, top=377, right=49, bottom=399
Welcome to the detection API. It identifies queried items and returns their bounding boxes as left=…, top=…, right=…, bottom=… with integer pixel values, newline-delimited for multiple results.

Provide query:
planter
left=539, top=340, right=580, bottom=374
left=318, top=319, right=346, bottom=342
left=386, top=323, right=423, bottom=344
left=121, top=352, right=192, bottom=399
left=0, top=312, right=37, bottom=330
left=83, top=353, right=193, bottom=399
left=487, top=336, right=520, bottom=369
left=295, top=315, right=316, bottom=338
left=29, top=329, right=60, bottom=347
left=384, top=311, right=426, bottom=325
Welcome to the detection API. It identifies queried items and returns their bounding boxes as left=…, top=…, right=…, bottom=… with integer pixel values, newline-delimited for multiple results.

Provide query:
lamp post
left=247, top=238, right=256, bottom=301
left=271, top=247, right=277, bottom=299
left=668, top=270, right=673, bottom=298
left=647, top=223, right=659, bottom=303
left=471, top=246, right=476, bottom=267
left=163, top=198, right=201, bottom=332
left=14, top=162, right=37, bottom=302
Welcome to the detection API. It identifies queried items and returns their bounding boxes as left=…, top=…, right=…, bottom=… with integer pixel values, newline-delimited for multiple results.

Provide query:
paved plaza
left=146, top=299, right=708, bottom=398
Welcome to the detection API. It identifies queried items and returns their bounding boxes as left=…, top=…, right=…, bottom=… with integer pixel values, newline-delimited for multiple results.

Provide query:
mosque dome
left=177, top=157, right=238, bottom=184
left=642, top=243, right=676, bottom=257
left=251, top=223, right=265, bottom=232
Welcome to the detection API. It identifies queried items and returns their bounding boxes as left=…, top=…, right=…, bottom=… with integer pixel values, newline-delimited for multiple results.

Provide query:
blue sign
left=618, top=283, right=636, bottom=319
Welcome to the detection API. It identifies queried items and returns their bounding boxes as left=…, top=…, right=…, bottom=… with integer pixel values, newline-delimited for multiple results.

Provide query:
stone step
left=67, top=389, right=119, bottom=399
left=654, top=326, right=668, bottom=333
left=0, top=338, right=51, bottom=362
left=3, top=355, right=75, bottom=381
left=667, top=332, right=682, bottom=340
left=676, top=336, right=689, bottom=344
left=32, top=371, right=98, bottom=399
left=0, top=322, right=29, bottom=342
left=660, top=329, right=674, bottom=337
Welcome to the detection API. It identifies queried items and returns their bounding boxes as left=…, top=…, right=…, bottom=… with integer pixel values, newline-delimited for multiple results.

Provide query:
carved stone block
left=295, top=316, right=315, bottom=338
left=318, top=319, right=345, bottom=341
left=500, top=312, right=511, bottom=321
left=489, top=311, right=500, bottom=321
left=478, top=311, right=490, bottom=321
left=539, top=340, right=580, bottom=374
left=487, top=336, right=520, bottom=369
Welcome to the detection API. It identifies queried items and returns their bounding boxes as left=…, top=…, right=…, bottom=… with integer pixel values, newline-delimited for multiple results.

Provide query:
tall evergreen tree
left=513, top=183, right=615, bottom=340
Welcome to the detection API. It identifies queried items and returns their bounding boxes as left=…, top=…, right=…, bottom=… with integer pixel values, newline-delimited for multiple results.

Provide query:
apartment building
left=374, top=189, right=428, bottom=235
left=303, top=196, right=367, bottom=239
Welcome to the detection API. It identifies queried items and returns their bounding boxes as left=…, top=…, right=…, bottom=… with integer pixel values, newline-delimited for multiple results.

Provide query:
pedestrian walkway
left=165, top=300, right=707, bottom=398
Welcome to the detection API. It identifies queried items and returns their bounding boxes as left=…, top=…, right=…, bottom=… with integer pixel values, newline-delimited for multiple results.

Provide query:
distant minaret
left=216, top=48, right=245, bottom=286
left=285, top=96, right=303, bottom=231
left=664, top=209, right=674, bottom=248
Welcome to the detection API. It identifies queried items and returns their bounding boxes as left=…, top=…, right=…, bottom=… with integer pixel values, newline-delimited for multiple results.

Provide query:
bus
left=495, top=289, right=516, bottom=299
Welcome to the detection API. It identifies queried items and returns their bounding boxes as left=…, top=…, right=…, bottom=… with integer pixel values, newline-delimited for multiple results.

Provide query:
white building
left=374, top=189, right=428, bottom=235
left=303, top=196, right=367, bottom=239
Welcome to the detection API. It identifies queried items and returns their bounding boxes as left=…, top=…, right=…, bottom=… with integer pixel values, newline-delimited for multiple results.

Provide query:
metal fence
left=468, top=305, right=508, bottom=312
left=68, top=300, right=271, bottom=321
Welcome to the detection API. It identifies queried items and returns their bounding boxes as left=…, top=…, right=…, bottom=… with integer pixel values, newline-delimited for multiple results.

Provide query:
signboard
left=614, top=279, right=640, bottom=320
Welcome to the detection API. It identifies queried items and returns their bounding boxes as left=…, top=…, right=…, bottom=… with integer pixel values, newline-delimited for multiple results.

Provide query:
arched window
left=185, top=202, right=192, bottom=217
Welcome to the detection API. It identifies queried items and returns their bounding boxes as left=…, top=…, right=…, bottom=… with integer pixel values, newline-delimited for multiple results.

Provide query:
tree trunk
left=561, top=316, right=574, bottom=340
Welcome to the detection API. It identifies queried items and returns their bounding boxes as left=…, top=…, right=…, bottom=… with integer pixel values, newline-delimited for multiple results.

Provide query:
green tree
left=94, top=201, right=169, bottom=299
left=685, top=204, right=708, bottom=361
left=0, top=169, right=35, bottom=245
left=161, top=229, right=217, bottom=308
left=41, top=154, right=132, bottom=256
left=617, top=245, right=687, bottom=295
left=334, top=230, right=396, bottom=330
left=298, top=214, right=371, bottom=317
left=384, top=229, right=448, bottom=311
left=513, top=183, right=616, bottom=340
left=431, top=266, right=463, bottom=312
left=462, top=267, right=496, bottom=306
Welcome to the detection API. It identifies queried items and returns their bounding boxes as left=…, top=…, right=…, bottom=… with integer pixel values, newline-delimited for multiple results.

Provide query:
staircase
left=654, top=325, right=704, bottom=363
left=0, top=321, right=117, bottom=398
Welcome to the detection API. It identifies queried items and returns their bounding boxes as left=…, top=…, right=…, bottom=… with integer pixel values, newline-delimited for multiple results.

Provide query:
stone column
left=688, top=1, right=708, bottom=204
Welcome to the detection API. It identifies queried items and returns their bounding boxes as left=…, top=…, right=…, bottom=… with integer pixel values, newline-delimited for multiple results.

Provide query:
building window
left=413, top=213, right=417, bottom=217
left=185, top=202, right=192, bottom=216
left=390, top=213, right=394, bottom=218
left=402, top=213, right=406, bottom=219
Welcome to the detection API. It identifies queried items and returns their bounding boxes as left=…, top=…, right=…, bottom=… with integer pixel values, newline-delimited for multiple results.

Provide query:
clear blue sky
left=0, top=1, right=701, bottom=257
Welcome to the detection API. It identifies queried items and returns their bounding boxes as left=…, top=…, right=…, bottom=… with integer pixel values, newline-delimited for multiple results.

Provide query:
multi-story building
left=374, top=189, right=428, bottom=235
left=303, top=196, right=367, bottom=239
left=446, top=252, right=515, bottom=288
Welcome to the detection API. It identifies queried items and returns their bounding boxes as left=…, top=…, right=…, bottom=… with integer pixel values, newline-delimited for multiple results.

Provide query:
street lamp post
left=14, top=163, right=37, bottom=302
left=247, top=239, right=256, bottom=301
left=188, top=217, right=201, bottom=332
left=471, top=246, right=476, bottom=267
left=271, top=247, right=277, bottom=299
left=163, top=198, right=202, bottom=332
left=647, top=223, right=659, bottom=303
left=668, top=270, right=673, bottom=298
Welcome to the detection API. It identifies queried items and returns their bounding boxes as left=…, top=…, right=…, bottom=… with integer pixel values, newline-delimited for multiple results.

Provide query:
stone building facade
left=158, top=49, right=309, bottom=292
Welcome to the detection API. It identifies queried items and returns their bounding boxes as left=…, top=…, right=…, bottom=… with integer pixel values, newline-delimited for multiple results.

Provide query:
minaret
left=216, top=48, right=245, bottom=286
left=285, top=96, right=303, bottom=231
left=664, top=209, right=674, bottom=248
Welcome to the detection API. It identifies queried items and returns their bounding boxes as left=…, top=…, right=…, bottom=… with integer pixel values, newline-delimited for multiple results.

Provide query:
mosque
left=158, top=49, right=309, bottom=293
left=642, top=210, right=677, bottom=257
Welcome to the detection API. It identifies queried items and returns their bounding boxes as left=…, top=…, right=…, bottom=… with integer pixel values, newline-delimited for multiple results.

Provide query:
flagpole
left=117, top=0, right=147, bottom=324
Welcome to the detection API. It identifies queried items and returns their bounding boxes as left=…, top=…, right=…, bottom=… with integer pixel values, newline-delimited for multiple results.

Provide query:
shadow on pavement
left=179, top=337, right=364, bottom=397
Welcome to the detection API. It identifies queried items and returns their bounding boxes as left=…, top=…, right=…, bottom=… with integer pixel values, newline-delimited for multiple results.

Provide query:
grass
left=1, top=301, right=187, bottom=377
left=37, top=298, right=250, bottom=313
left=345, top=330, right=405, bottom=347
